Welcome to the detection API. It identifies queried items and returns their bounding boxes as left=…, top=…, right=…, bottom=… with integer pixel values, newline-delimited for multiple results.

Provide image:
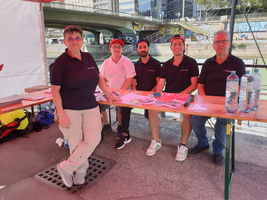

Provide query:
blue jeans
left=191, top=115, right=227, bottom=154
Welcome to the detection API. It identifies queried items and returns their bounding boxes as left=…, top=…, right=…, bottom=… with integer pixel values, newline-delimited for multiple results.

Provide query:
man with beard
left=189, top=30, right=245, bottom=165
left=147, top=35, right=199, bottom=161
left=115, top=39, right=161, bottom=149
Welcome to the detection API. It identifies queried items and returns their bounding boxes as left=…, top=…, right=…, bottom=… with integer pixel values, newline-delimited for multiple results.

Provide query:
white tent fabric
left=0, top=0, right=47, bottom=97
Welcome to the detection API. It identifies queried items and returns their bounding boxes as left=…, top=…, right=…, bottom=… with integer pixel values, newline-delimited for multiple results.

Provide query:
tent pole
left=40, top=0, right=48, bottom=86
left=229, top=0, right=237, bottom=54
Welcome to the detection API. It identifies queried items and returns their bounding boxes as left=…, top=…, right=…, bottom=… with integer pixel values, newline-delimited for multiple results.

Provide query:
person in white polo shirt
left=100, top=39, right=136, bottom=139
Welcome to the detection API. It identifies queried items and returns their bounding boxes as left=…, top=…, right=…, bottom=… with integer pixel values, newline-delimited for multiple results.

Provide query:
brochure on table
left=95, top=90, right=209, bottom=110
left=95, top=90, right=188, bottom=109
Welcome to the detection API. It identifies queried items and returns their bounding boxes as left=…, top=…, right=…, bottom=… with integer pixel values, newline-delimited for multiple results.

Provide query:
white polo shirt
left=100, top=55, right=136, bottom=89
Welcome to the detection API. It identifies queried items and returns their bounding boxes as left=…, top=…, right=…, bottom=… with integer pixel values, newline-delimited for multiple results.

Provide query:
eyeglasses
left=214, top=40, right=229, bottom=45
left=67, top=37, right=82, bottom=42
left=111, top=46, right=122, bottom=50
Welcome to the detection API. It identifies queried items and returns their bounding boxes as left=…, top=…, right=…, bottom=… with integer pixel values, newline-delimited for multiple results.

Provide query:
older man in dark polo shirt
left=148, top=35, right=199, bottom=161
left=115, top=39, right=161, bottom=149
left=189, top=30, right=245, bottom=165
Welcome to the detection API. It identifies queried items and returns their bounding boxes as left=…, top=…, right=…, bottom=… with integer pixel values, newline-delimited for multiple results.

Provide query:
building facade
left=119, top=0, right=136, bottom=14
left=119, top=0, right=164, bottom=19
left=93, top=0, right=119, bottom=10
left=118, top=0, right=194, bottom=20
left=64, top=0, right=93, bottom=7
left=166, top=0, right=194, bottom=19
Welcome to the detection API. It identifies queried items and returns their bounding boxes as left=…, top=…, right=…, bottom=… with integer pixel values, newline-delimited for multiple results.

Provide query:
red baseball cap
left=109, top=39, right=124, bottom=48
left=171, top=35, right=185, bottom=44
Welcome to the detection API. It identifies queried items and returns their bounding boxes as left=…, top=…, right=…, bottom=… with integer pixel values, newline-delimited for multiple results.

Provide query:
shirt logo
left=147, top=70, right=155, bottom=72
left=119, top=65, right=125, bottom=72
left=180, top=69, right=189, bottom=71
left=87, top=67, right=95, bottom=69
left=224, top=70, right=232, bottom=73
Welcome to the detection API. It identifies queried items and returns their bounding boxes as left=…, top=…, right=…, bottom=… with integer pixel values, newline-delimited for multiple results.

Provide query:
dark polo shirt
left=50, top=49, right=99, bottom=110
left=198, top=54, right=245, bottom=97
left=134, top=56, right=161, bottom=91
left=160, top=55, right=199, bottom=93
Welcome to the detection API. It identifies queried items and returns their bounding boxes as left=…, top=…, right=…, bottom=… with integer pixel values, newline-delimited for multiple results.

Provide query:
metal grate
left=34, top=155, right=114, bottom=194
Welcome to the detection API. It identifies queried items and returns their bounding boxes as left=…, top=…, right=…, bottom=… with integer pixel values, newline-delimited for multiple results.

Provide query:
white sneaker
left=73, top=171, right=87, bottom=185
left=146, top=140, right=162, bottom=156
left=57, top=164, right=73, bottom=187
left=175, top=145, right=188, bottom=162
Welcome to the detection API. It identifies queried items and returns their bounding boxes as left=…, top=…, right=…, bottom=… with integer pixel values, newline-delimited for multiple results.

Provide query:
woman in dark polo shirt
left=50, top=25, right=119, bottom=187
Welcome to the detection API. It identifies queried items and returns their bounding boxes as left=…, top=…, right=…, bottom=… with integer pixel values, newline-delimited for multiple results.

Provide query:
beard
left=139, top=51, right=148, bottom=57
left=173, top=52, right=183, bottom=57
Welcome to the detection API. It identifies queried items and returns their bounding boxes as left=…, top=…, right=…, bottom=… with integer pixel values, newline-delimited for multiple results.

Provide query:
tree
left=195, top=0, right=230, bottom=10
left=195, top=0, right=267, bottom=14
left=238, top=0, right=267, bottom=13
left=195, top=0, right=230, bottom=21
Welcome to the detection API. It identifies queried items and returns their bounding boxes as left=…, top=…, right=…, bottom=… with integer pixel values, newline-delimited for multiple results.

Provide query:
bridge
left=43, top=2, right=163, bottom=42
left=43, top=2, right=207, bottom=43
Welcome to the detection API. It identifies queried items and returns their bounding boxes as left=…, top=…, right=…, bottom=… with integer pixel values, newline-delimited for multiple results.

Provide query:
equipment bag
left=35, top=110, right=54, bottom=126
left=0, top=115, right=27, bottom=139
left=21, top=110, right=34, bottom=135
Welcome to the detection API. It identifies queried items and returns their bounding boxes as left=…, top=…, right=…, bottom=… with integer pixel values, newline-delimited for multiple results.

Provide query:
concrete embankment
left=46, top=41, right=267, bottom=59
left=46, top=44, right=88, bottom=55
left=148, top=41, right=267, bottom=59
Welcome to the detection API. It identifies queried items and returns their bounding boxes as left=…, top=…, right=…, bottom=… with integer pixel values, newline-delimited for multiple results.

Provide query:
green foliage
left=191, top=35, right=197, bottom=41
left=237, top=43, right=246, bottom=48
left=239, top=0, right=265, bottom=8
left=195, top=0, right=230, bottom=9
left=237, top=0, right=262, bottom=13
left=195, top=0, right=267, bottom=13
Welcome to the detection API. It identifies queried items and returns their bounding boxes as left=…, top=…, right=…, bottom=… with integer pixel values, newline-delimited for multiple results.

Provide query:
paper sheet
left=120, top=92, right=150, bottom=104
left=189, top=104, right=208, bottom=110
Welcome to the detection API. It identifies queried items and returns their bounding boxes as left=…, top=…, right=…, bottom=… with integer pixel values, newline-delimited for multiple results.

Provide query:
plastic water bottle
left=239, top=71, right=254, bottom=113
left=225, top=71, right=239, bottom=113
left=64, top=138, right=69, bottom=149
left=38, top=102, right=56, bottom=112
left=251, top=69, right=262, bottom=110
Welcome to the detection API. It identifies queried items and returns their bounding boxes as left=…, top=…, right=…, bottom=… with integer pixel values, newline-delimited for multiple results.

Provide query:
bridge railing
left=43, top=2, right=163, bottom=23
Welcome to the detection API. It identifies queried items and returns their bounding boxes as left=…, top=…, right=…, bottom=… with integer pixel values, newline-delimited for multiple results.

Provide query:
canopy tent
left=0, top=0, right=60, bottom=97
left=0, top=0, right=255, bottom=98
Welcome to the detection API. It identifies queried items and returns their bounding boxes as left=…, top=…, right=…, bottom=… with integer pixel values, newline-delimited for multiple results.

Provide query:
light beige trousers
left=59, top=106, right=101, bottom=174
